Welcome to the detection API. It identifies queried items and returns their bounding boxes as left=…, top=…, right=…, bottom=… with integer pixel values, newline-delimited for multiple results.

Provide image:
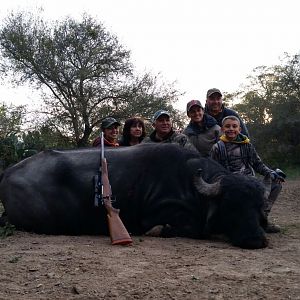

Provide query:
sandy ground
left=0, top=180, right=299, bottom=300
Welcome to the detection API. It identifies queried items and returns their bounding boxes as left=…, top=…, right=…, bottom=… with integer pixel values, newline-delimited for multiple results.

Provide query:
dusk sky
left=1, top=0, right=299, bottom=111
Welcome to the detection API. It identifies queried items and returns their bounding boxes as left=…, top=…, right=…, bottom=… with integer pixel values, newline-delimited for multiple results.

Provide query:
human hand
left=270, top=170, right=285, bottom=183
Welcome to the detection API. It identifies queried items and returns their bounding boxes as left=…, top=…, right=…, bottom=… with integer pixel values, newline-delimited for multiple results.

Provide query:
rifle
left=95, top=132, right=132, bottom=245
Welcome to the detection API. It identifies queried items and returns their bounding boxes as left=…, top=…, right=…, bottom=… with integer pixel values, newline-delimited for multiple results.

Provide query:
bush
left=0, top=222, right=15, bottom=238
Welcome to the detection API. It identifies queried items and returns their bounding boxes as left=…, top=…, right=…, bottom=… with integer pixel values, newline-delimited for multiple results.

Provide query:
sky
left=0, top=0, right=300, bottom=112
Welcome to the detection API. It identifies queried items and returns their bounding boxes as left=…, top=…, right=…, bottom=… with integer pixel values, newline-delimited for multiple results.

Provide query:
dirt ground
left=0, top=180, right=299, bottom=300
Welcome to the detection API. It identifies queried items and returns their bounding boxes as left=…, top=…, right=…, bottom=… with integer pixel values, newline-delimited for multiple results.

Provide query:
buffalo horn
left=193, top=169, right=222, bottom=197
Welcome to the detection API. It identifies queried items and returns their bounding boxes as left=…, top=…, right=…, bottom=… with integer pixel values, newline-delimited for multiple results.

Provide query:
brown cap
left=206, top=88, right=222, bottom=98
left=186, top=100, right=203, bottom=115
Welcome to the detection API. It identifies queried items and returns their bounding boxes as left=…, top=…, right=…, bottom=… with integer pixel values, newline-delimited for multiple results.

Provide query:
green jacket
left=210, top=135, right=271, bottom=176
left=142, top=129, right=198, bottom=152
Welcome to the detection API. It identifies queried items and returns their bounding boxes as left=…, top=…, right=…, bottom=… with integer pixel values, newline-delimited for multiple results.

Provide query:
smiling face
left=206, top=92, right=223, bottom=115
left=130, top=123, right=143, bottom=139
left=153, top=115, right=172, bottom=138
left=104, top=124, right=119, bottom=142
left=222, top=118, right=241, bottom=140
left=187, top=105, right=204, bottom=124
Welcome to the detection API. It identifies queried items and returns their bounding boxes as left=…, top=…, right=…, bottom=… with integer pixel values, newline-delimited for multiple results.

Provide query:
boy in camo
left=210, top=115, right=285, bottom=233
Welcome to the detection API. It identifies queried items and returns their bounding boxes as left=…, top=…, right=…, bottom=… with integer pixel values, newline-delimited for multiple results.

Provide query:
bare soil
left=0, top=180, right=299, bottom=300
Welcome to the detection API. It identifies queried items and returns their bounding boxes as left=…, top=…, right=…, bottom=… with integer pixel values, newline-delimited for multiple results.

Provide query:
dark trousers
left=263, top=182, right=282, bottom=215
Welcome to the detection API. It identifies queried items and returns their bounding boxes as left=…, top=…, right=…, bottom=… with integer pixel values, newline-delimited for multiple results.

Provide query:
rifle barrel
left=101, top=132, right=104, bottom=160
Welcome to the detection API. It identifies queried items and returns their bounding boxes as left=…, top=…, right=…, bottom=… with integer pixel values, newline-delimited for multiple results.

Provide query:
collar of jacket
left=150, top=129, right=175, bottom=142
left=220, top=133, right=250, bottom=144
left=104, top=138, right=119, bottom=147
left=185, top=114, right=217, bottom=135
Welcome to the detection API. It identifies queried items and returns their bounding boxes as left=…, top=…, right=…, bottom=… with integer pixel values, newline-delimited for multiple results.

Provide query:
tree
left=0, top=103, right=25, bottom=138
left=0, top=11, right=181, bottom=147
left=231, top=54, right=300, bottom=167
left=0, top=103, right=25, bottom=169
left=21, top=125, right=74, bottom=152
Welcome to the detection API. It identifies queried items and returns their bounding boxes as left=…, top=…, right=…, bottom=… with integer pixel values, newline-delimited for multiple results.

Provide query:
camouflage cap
left=101, top=117, right=121, bottom=129
left=152, top=110, right=171, bottom=123
left=206, top=88, right=222, bottom=98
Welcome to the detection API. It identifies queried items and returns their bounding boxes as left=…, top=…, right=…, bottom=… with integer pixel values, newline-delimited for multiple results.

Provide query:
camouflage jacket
left=142, top=129, right=198, bottom=152
left=210, top=138, right=271, bottom=177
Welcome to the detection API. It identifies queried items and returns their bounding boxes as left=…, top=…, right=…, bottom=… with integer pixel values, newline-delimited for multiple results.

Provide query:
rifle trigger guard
left=100, top=195, right=117, bottom=205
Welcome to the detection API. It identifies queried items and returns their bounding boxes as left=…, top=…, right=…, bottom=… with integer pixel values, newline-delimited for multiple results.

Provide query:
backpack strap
left=216, top=141, right=230, bottom=170
left=217, top=141, right=255, bottom=175
left=240, top=143, right=255, bottom=176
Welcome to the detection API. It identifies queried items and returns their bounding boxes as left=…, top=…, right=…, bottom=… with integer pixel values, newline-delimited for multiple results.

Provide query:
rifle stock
left=106, top=206, right=133, bottom=245
left=100, top=137, right=132, bottom=246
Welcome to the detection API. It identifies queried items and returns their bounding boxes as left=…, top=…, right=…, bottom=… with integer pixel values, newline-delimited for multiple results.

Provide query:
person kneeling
left=210, top=116, right=285, bottom=233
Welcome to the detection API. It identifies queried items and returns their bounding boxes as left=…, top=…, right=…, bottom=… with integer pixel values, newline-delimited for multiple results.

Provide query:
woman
left=119, top=117, right=146, bottom=146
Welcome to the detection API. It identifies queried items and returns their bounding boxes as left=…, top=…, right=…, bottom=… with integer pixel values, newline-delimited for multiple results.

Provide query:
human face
left=206, top=93, right=222, bottom=114
left=154, top=115, right=172, bottom=137
left=187, top=106, right=204, bottom=124
left=104, top=125, right=119, bottom=142
left=222, top=119, right=241, bottom=141
left=130, top=123, right=143, bottom=139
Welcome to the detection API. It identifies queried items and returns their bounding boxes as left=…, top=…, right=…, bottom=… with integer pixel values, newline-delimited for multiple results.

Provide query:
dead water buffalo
left=0, top=143, right=270, bottom=249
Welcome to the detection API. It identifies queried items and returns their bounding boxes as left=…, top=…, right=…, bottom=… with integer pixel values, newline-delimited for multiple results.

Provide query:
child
left=210, top=115, right=285, bottom=233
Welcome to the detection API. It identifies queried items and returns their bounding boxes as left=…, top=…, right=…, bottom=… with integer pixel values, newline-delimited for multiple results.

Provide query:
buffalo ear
left=193, top=169, right=222, bottom=197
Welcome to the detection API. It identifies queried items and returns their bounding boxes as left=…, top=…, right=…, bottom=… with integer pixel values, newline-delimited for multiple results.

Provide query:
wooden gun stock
left=106, top=206, right=133, bottom=245
left=101, top=154, right=132, bottom=246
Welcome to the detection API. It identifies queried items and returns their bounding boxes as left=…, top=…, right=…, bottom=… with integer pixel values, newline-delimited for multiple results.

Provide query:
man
left=142, top=110, right=197, bottom=151
left=92, top=117, right=121, bottom=147
left=205, top=88, right=249, bottom=136
left=183, top=100, right=221, bottom=157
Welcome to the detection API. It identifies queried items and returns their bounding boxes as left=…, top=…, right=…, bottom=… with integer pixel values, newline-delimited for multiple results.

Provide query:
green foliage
left=231, top=53, right=300, bottom=169
left=0, top=103, right=25, bottom=138
left=0, top=222, right=15, bottom=238
left=0, top=11, right=181, bottom=147
left=14, top=124, right=75, bottom=160
left=0, top=103, right=25, bottom=169
left=0, top=102, right=75, bottom=168
left=282, top=166, right=300, bottom=179
left=0, top=135, right=19, bottom=169
left=8, top=256, right=21, bottom=263
left=22, top=124, right=75, bottom=151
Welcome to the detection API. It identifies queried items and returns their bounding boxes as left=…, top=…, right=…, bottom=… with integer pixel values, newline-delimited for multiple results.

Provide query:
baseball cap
left=186, top=100, right=203, bottom=115
left=152, top=110, right=170, bottom=123
left=101, top=117, right=121, bottom=129
left=206, top=88, right=222, bottom=98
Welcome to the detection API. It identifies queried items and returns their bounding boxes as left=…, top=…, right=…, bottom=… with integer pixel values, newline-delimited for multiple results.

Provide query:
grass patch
left=0, top=222, right=15, bottom=238
left=0, top=202, right=4, bottom=214
left=282, top=166, right=300, bottom=180
left=9, top=256, right=21, bottom=263
left=280, top=223, right=300, bottom=235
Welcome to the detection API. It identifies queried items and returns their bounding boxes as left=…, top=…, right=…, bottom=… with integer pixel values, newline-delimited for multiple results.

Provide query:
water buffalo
left=0, top=143, right=270, bottom=249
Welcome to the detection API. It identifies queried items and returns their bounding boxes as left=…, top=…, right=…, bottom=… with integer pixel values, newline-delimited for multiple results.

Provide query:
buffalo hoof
left=264, top=223, right=281, bottom=233
left=145, top=224, right=173, bottom=237
left=145, top=225, right=164, bottom=237
left=235, top=236, right=268, bottom=249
